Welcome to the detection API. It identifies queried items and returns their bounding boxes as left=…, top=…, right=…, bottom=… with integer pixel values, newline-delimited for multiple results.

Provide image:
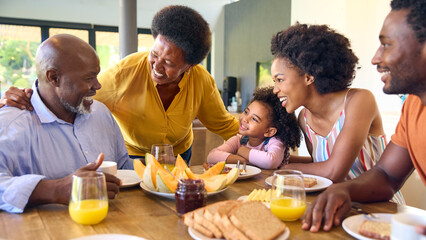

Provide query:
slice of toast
left=229, top=201, right=287, bottom=240
left=303, top=177, right=318, bottom=188
left=204, top=200, right=233, bottom=222
left=222, top=213, right=250, bottom=240
left=284, top=176, right=317, bottom=188
left=182, top=211, right=215, bottom=238
left=213, top=200, right=248, bottom=240
left=358, top=220, right=390, bottom=240
left=193, top=207, right=223, bottom=238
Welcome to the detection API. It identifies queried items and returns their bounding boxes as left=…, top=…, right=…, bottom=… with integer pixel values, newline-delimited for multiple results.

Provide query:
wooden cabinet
left=191, top=119, right=224, bottom=166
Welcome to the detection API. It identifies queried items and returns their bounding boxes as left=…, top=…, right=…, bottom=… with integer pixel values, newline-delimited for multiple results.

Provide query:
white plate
left=225, top=164, right=261, bottom=180
left=188, top=226, right=289, bottom=240
left=342, top=213, right=393, bottom=240
left=71, top=234, right=147, bottom=240
left=265, top=174, right=332, bottom=192
left=117, top=170, right=141, bottom=188
left=140, top=182, right=229, bottom=199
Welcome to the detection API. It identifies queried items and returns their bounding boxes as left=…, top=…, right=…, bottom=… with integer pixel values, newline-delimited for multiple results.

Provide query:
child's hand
left=225, top=154, right=248, bottom=164
left=237, top=146, right=251, bottom=160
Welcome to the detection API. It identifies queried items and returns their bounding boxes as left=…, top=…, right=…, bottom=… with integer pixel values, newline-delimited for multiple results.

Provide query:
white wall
left=211, top=6, right=226, bottom=87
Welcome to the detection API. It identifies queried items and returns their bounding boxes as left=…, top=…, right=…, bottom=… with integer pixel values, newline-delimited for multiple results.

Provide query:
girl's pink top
left=207, top=134, right=286, bottom=169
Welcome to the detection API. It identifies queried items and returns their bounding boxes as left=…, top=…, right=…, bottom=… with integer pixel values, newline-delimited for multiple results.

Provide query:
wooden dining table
left=0, top=165, right=397, bottom=240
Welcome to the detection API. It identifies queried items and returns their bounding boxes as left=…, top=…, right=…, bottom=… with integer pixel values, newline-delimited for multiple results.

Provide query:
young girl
left=207, top=87, right=301, bottom=169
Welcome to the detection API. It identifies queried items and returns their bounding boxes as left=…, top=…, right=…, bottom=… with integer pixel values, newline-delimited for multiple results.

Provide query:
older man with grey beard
left=0, top=34, right=132, bottom=213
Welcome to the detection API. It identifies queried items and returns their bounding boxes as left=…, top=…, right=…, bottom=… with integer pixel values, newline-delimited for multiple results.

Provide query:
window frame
left=0, top=17, right=211, bottom=72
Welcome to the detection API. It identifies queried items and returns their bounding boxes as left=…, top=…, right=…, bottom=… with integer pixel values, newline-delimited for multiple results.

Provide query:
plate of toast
left=183, top=200, right=289, bottom=240
left=140, top=182, right=229, bottom=199
left=188, top=226, right=289, bottom=240
left=265, top=174, right=332, bottom=192
left=342, top=213, right=393, bottom=240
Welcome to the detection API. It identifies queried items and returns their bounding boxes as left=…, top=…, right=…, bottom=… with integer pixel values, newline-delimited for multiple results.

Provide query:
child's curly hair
left=250, top=86, right=301, bottom=151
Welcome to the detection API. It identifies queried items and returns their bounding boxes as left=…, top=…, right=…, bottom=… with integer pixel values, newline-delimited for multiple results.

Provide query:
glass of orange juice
left=69, top=171, right=108, bottom=225
left=151, top=143, right=175, bottom=171
left=270, top=169, right=306, bottom=221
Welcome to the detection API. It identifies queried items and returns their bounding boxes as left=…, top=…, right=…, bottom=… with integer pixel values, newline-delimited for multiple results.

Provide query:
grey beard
left=60, top=97, right=91, bottom=115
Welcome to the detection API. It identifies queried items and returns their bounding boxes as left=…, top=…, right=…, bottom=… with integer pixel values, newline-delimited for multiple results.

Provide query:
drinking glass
left=151, top=143, right=175, bottom=171
left=270, top=169, right=306, bottom=221
left=69, top=171, right=108, bottom=225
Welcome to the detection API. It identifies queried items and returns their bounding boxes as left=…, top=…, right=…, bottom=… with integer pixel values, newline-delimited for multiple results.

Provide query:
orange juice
left=69, top=199, right=108, bottom=225
left=270, top=198, right=306, bottom=221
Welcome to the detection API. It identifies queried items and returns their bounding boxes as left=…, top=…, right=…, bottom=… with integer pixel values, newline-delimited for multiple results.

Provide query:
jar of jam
left=175, top=179, right=207, bottom=216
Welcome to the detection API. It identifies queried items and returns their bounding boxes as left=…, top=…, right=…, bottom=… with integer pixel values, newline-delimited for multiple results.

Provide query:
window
left=96, top=31, right=120, bottom=71
left=95, top=32, right=155, bottom=72
left=138, top=33, right=154, bottom=52
left=0, top=17, right=210, bottom=95
left=49, top=28, right=89, bottom=43
left=256, top=60, right=273, bottom=88
left=0, top=18, right=153, bottom=95
left=0, top=24, right=41, bottom=94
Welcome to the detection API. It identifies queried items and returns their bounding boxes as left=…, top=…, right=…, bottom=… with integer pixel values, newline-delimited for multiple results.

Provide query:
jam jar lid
left=177, top=179, right=205, bottom=191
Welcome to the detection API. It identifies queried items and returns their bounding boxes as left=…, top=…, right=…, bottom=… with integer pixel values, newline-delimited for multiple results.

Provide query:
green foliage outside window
left=0, top=39, right=38, bottom=93
left=96, top=45, right=120, bottom=72
left=256, top=61, right=273, bottom=88
left=0, top=40, right=117, bottom=94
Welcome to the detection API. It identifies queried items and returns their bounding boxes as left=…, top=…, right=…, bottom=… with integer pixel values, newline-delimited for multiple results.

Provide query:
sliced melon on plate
left=156, top=171, right=178, bottom=193
left=145, top=153, right=167, bottom=188
left=203, top=174, right=227, bottom=192
left=201, top=161, right=225, bottom=178
left=175, top=154, right=188, bottom=170
left=225, top=168, right=239, bottom=186
left=143, top=164, right=155, bottom=190
left=185, top=167, right=201, bottom=180
left=133, top=159, right=146, bottom=180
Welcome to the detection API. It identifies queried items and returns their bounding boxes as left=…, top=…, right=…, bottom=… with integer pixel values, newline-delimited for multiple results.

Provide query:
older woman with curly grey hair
left=95, top=5, right=239, bottom=164
left=1, top=5, right=239, bottom=165
left=271, top=23, right=404, bottom=203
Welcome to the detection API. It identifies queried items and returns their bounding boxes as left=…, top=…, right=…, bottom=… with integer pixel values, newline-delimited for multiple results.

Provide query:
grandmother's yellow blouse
left=95, top=51, right=239, bottom=157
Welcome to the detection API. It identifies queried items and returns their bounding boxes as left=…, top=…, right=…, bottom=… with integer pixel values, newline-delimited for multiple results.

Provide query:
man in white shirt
left=0, top=34, right=131, bottom=213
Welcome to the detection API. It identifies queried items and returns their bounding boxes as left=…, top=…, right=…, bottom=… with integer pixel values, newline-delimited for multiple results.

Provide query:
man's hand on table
left=302, top=183, right=352, bottom=232
left=55, top=153, right=122, bottom=204
left=0, top=86, right=33, bottom=111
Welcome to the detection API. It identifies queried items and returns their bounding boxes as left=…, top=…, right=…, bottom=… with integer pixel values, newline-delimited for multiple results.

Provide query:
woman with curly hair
left=95, top=5, right=240, bottom=164
left=1, top=5, right=239, bottom=165
left=271, top=23, right=402, bottom=192
left=207, top=86, right=301, bottom=169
